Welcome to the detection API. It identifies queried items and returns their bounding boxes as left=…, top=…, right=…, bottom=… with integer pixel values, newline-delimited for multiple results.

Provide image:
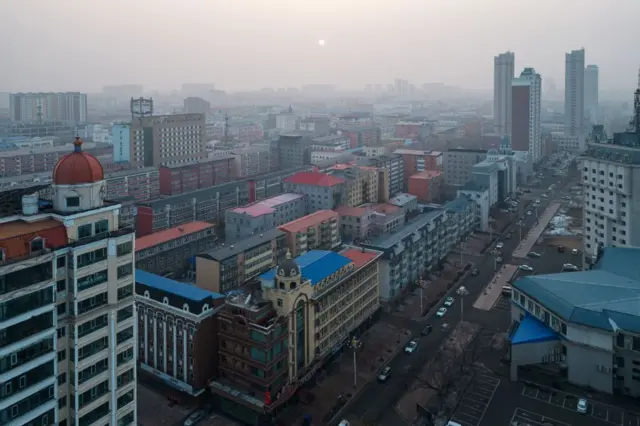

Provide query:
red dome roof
left=53, top=137, right=104, bottom=185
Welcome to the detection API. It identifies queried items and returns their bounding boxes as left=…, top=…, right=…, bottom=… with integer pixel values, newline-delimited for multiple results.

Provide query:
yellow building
left=259, top=247, right=382, bottom=381
left=329, top=165, right=380, bottom=207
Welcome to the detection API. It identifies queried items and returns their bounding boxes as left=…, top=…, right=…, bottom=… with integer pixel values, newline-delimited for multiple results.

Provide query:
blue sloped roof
left=511, top=314, right=560, bottom=345
left=513, top=247, right=640, bottom=333
left=136, top=269, right=224, bottom=301
left=259, top=250, right=352, bottom=286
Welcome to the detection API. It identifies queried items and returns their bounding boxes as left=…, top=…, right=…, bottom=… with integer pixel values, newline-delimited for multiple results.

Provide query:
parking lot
left=449, top=373, right=500, bottom=426
left=510, top=408, right=571, bottom=426
left=522, top=384, right=640, bottom=426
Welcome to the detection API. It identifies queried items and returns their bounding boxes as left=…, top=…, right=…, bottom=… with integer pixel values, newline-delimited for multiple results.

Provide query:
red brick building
left=407, top=170, right=443, bottom=203
left=340, top=125, right=381, bottom=149
left=159, top=156, right=235, bottom=195
left=394, top=149, right=443, bottom=186
left=394, top=120, right=431, bottom=140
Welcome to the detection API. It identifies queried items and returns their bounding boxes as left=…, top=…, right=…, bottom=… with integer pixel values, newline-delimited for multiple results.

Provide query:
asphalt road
left=336, top=171, right=580, bottom=426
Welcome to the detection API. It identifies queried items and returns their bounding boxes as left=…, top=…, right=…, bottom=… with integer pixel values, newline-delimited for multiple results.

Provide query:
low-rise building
left=283, top=171, right=345, bottom=211
left=159, top=156, right=235, bottom=196
left=310, top=134, right=349, bottom=151
left=509, top=247, right=640, bottom=397
left=388, top=193, right=419, bottom=213
left=335, top=204, right=405, bottom=240
left=195, top=228, right=288, bottom=293
left=310, top=150, right=350, bottom=165
left=135, top=270, right=225, bottom=396
left=407, top=170, right=443, bottom=203
left=279, top=210, right=341, bottom=257
left=135, top=221, right=217, bottom=276
left=225, top=193, right=307, bottom=243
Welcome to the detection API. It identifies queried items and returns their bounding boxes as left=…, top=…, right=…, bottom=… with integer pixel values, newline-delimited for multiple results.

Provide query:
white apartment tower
left=511, top=68, right=542, bottom=162
left=0, top=137, right=136, bottom=426
left=9, top=92, right=88, bottom=124
left=564, top=49, right=586, bottom=146
left=493, top=51, right=515, bottom=138
left=584, top=65, right=599, bottom=118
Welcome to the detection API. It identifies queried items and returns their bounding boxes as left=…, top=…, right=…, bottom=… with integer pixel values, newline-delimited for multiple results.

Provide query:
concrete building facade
left=278, top=210, right=341, bottom=257
left=443, top=148, right=487, bottom=186
left=565, top=49, right=586, bottom=143
left=512, top=68, right=542, bottom=162
left=494, top=51, right=515, bottom=137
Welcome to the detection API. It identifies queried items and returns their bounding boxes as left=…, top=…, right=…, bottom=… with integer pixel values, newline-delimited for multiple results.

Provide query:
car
left=184, top=410, right=206, bottom=426
left=436, top=307, right=448, bottom=317
left=471, top=268, right=479, bottom=276
left=377, top=366, right=392, bottom=382
left=518, top=265, right=534, bottom=272
left=496, top=257, right=503, bottom=263
left=541, top=194, right=548, bottom=198
left=526, top=210, right=532, bottom=216
left=421, top=325, right=433, bottom=336
left=577, top=398, right=588, bottom=414
left=557, top=246, right=565, bottom=253
left=496, top=242, right=504, bottom=249
left=338, top=421, right=351, bottom=426
left=501, top=285, right=512, bottom=296
left=562, top=263, right=579, bottom=271
left=572, top=248, right=579, bottom=255
left=527, top=252, right=541, bottom=258
left=443, top=297, right=455, bottom=307
left=404, top=340, right=418, bottom=354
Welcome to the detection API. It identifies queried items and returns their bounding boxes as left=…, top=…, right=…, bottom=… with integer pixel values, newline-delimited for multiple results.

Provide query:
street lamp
left=346, top=336, right=362, bottom=389
left=418, top=277, right=427, bottom=314
left=491, top=249, right=498, bottom=271
left=457, top=286, right=469, bottom=323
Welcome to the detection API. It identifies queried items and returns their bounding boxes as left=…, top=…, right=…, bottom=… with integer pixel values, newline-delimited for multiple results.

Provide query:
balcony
left=0, top=262, right=53, bottom=297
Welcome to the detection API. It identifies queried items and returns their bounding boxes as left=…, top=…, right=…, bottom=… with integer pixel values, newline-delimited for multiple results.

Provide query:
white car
left=377, top=366, right=392, bottom=382
left=562, top=263, right=579, bottom=271
left=184, top=410, right=205, bottom=426
left=577, top=398, right=588, bottom=414
left=496, top=242, right=504, bottom=249
left=526, top=211, right=532, bottom=216
left=519, top=265, right=534, bottom=272
left=443, top=297, right=455, bottom=307
left=404, top=340, right=418, bottom=354
left=436, top=307, right=448, bottom=318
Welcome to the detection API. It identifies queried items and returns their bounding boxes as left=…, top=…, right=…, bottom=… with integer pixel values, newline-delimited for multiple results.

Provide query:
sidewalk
left=279, top=322, right=412, bottom=425
left=472, top=264, right=517, bottom=310
left=395, top=322, right=480, bottom=423
left=513, top=203, right=560, bottom=258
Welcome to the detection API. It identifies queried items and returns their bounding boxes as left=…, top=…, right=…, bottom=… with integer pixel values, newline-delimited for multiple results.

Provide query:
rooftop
left=136, top=221, right=215, bottom=252
left=388, top=193, right=418, bottom=207
left=513, top=247, right=640, bottom=333
left=136, top=269, right=223, bottom=302
left=472, top=159, right=500, bottom=173
left=284, top=171, right=345, bottom=187
left=228, top=193, right=305, bottom=217
left=199, top=228, right=285, bottom=261
left=278, top=210, right=337, bottom=233
left=410, top=170, right=442, bottom=179
left=334, top=205, right=368, bottom=217
left=364, top=209, right=443, bottom=249
left=394, top=149, right=442, bottom=156
left=459, top=181, right=487, bottom=192
left=445, top=195, right=473, bottom=213
left=259, top=250, right=353, bottom=287
left=340, top=247, right=382, bottom=268
left=312, top=135, right=348, bottom=143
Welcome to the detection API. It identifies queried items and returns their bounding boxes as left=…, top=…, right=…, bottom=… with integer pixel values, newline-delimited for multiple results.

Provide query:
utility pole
left=346, top=336, right=362, bottom=389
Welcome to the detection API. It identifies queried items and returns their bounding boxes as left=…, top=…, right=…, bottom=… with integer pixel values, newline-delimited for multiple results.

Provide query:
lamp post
left=418, top=277, right=427, bottom=314
left=457, top=286, right=469, bottom=323
left=346, top=336, right=362, bottom=389
left=492, top=249, right=498, bottom=271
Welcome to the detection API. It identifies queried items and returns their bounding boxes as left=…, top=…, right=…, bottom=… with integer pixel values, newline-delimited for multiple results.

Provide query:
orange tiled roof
left=334, top=206, right=368, bottom=217
left=279, top=210, right=338, bottom=233
left=0, top=219, right=67, bottom=261
left=371, top=203, right=400, bottom=214
left=136, top=221, right=214, bottom=252
left=341, top=248, right=380, bottom=268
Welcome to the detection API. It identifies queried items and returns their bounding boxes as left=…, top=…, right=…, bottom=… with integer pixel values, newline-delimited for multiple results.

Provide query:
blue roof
left=445, top=195, right=472, bottom=213
left=513, top=247, right=640, bottom=333
left=136, top=269, right=224, bottom=301
left=259, top=250, right=352, bottom=286
left=511, top=314, right=560, bottom=345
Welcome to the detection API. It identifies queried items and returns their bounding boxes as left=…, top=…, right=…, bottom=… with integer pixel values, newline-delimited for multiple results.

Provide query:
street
left=335, top=167, right=580, bottom=426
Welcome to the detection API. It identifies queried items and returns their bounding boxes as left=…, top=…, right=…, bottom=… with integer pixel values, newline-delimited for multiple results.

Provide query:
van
left=501, top=285, right=512, bottom=296
left=447, top=421, right=463, bottom=426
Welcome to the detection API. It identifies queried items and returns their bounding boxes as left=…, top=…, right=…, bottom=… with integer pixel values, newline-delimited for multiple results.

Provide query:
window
left=95, top=219, right=109, bottom=234
left=57, top=326, right=66, bottom=338
left=66, top=197, right=80, bottom=207
left=58, top=349, right=66, bottom=362
left=30, top=238, right=44, bottom=252
left=58, top=372, right=66, bottom=385
left=78, top=224, right=92, bottom=239
left=57, top=256, right=66, bottom=268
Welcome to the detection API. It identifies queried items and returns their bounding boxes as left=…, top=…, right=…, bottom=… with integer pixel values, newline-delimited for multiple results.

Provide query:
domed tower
left=52, top=137, right=106, bottom=213
left=275, top=250, right=302, bottom=290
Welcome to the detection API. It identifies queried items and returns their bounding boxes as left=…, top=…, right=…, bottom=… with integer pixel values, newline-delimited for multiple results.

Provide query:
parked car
left=526, top=211, right=532, bottom=216
left=518, top=265, right=534, bottom=272
left=572, top=248, right=580, bottom=255
left=338, top=421, right=351, bottom=426
left=496, top=257, right=503, bottom=263
left=443, top=297, right=455, bottom=307
left=577, top=398, right=588, bottom=414
left=436, top=307, right=448, bottom=318
left=527, top=252, right=541, bottom=258
left=496, top=242, right=504, bottom=249
left=562, top=263, right=579, bottom=271
left=471, top=268, right=479, bottom=276
left=557, top=246, right=565, bottom=253
left=377, top=366, right=392, bottom=382
left=421, top=325, right=433, bottom=336
left=184, top=410, right=206, bottom=426
left=404, top=340, right=418, bottom=354
left=501, top=285, right=512, bottom=296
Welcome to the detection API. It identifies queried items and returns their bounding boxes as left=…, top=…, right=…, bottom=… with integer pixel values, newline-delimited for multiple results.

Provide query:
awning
left=510, top=314, right=560, bottom=345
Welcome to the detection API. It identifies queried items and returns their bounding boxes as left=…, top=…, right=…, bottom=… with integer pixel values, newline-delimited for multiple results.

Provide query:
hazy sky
left=2, top=0, right=639, bottom=92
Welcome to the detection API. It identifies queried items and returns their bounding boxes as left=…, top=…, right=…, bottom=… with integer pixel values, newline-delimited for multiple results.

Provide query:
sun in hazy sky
left=318, top=39, right=325, bottom=46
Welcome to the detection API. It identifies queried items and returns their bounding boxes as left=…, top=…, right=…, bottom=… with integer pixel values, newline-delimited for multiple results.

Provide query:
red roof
left=53, top=137, right=104, bottom=185
left=410, top=170, right=442, bottom=180
left=279, top=210, right=338, bottom=233
left=284, top=172, right=345, bottom=187
left=136, top=221, right=214, bottom=252
left=0, top=219, right=68, bottom=261
left=334, top=206, right=367, bottom=217
left=341, top=248, right=380, bottom=269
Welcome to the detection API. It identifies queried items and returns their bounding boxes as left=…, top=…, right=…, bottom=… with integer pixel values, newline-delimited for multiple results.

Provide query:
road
left=336, top=169, right=580, bottom=426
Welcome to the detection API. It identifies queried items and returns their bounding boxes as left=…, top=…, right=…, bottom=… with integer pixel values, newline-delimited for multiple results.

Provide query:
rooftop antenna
left=224, top=111, right=230, bottom=144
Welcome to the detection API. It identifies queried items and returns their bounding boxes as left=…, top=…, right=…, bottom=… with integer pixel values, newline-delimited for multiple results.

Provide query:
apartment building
left=298, top=117, right=330, bottom=136
left=158, top=156, right=235, bottom=196
left=233, top=146, right=271, bottom=178
left=354, top=153, right=404, bottom=199
left=283, top=172, right=345, bottom=211
left=130, top=113, right=207, bottom=168
left=394, top=149, right=443, bottom=187
left=135, top=221, right=217, bottom=276
left=10, top=92, right=88, bottom=124
left=443, top=148, right=487, bottom=186
left=339, top=125, right=381, bottom=149
left=394, top=120, right=433, bottom=140
left=135, top=166, right=311, bottom=236
left=407, top=170, right=443, bottom=203
left=279, top=210, right=341, bottom=257
left=277, top=134, right=310, bottom=169
left=335, top=203, right=405, bottom=240
left=310, top=134, right=349, bottom=151
left=512, top=68, right=542, bottom=162
left=224, top=193, right=307, bottom=243
left=329, top=165, right=380, bottom=207
left=0, top=137, right=137, bottom=426
left=135, top=271, right=224, bottom=396
left=1, top=136, right=56, bottom=149
left=195, top=228, right=288, bottom=293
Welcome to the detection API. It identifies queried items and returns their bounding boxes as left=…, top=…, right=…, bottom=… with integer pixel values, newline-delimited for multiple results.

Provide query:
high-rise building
left=493, top=51, right=515, bottom=137
left=9, top=92, right=88, bottom=124
left=129, top=113, right=206, bottom=168
left=0, top=137, right=136, bottom=426
left=581, top=89, right=640, bottom=263
left=512, top=68, right=542, bottom=162
left=585, top=65, right=599, bottom=116
left=565, top=49, right=586, bottom=145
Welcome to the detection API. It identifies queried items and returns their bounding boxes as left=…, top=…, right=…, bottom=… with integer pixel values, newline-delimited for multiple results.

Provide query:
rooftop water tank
left=22, top=193, right=39, bottom=215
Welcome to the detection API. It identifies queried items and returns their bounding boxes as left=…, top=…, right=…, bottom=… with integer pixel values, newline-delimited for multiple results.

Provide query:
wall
left=566, top=342, right=614, bottom=394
